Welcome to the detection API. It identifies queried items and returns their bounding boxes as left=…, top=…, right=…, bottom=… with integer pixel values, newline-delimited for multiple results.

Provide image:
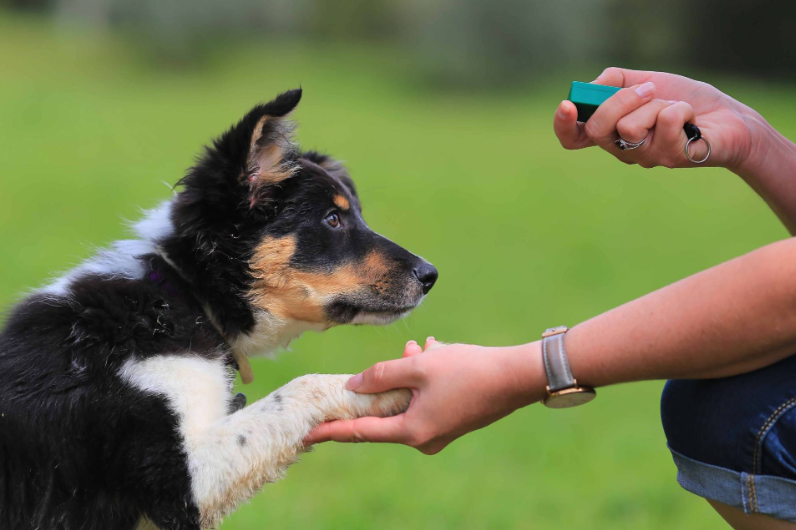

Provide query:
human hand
left=304, top=338, right=546, bottom=454
left=554, top=67, right=768, bottom=172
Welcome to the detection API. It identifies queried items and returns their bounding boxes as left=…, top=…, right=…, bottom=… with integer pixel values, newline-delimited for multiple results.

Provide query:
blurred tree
left=5, top=0, right=796, bottom=84
left=600, top=0, right=796, bottom=80
left=398, top=0, right=607, bottom=87
left=2, top=0, right=52, bottom=10
left=600, top=0, right=689, bottom=72
left=685, top=0, right=796, bottom=79
left=304, top=0, right=401, bottom=41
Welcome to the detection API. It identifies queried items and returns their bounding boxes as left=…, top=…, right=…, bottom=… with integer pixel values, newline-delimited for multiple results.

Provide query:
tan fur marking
left=249, top=116, right=269, bottom=153
left=333, top=195, right=350, bottom=211
left=256, top=144, right=294, bottom=184
left=247, top=116, right=294, bottom=185
left=249, top=235, right=323, bottom=322
left=134, top=517, right=160, bottom=530
left=363, top=250, right=390, bottom=275
left=232, top=350, right=254, bottom=384
left=249, top=236, right=394, bottom=323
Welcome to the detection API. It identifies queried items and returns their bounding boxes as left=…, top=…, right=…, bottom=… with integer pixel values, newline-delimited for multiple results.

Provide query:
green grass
left=1, top=12, right=794, bottom=529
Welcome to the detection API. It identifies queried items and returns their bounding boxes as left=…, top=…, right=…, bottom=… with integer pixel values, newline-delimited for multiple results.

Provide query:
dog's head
left=164, top=89, right=437, bottom=353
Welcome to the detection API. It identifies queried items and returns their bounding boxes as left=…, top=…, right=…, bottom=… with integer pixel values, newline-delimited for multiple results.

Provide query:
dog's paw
left=349, top=387, right=412, bottom=419
left=279, top=374, right=411, bottom=423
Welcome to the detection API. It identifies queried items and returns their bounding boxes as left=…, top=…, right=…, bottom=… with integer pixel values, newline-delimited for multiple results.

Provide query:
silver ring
left=685, top=136, right=711, bottom=164
left=615, top=136, right=647, bottom=151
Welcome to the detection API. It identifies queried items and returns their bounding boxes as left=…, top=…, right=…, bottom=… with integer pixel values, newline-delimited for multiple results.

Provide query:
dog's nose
left=413, top=262, right=438, bottom=295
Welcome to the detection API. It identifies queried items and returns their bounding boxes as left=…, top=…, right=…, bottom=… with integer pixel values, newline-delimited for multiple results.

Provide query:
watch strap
left=542, top=332, right=576, bottom=392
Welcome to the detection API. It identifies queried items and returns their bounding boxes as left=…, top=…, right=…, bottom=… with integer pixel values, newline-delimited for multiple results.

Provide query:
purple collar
left=148, top=266, right=240, bottom=373
left=148, top=269, right=181, bottom=299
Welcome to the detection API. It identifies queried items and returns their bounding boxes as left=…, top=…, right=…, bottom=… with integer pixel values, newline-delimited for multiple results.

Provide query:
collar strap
left=147, top=264, right=254, bottom=384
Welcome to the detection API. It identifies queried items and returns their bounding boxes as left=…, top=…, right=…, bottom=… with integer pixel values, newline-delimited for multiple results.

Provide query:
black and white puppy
left=0, top=89, right=438, bottom=530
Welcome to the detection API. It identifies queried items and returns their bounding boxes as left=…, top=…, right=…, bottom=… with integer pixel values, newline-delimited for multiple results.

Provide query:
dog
left=0, top=89, right=437, bottom=530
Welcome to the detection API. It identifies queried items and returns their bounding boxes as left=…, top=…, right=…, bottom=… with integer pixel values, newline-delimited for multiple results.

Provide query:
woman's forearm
left=523, top=237, right=796, bottom=393
left=734, top=112, right=796, bottom=235
left=306, top=237, right=796, bottom=450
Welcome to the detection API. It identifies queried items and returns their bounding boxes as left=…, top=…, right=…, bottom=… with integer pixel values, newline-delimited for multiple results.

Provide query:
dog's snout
left=412, top=262, right=438, bottom=295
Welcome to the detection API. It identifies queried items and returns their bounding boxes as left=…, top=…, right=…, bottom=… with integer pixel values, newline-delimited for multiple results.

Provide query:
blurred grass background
left=1, top=4, right=796, bottom=529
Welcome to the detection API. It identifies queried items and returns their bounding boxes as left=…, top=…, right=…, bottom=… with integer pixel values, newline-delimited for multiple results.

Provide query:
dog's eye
left=324, top=212, right=341, bottom=229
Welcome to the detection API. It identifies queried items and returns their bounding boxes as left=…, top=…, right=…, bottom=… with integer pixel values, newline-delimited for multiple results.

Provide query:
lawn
left=1, top=12, right=793, bottom=529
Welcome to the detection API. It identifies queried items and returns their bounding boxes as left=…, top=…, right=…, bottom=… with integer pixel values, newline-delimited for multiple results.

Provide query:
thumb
left=554, top=100, right=593, bottom=150
left=346, top=357, right=419, bottom=394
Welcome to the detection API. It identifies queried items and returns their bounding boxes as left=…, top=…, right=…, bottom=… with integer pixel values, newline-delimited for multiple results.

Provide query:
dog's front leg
left=188, top=374, right=410, bottom=529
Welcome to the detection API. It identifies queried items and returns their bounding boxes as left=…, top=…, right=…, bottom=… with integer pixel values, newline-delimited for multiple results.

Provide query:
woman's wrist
left=498, top=341, right=548, bottom=407
left=731, top=108, right=794, bottom=180
left=728, top=108, right=796, bottom=234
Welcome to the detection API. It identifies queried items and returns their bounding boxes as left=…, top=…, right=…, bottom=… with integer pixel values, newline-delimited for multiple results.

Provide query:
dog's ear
left=234, top=89, right=302, bottom=189
left=176, top=89, right=302, bottom=220
left=165, top=91, right=303, bottom=336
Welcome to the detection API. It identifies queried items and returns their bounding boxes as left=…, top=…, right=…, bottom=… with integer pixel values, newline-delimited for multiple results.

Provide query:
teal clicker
left=568, top=81, right=621, bottom=122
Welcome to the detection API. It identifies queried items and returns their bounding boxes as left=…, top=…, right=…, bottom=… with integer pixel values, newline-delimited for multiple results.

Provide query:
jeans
left=661, top=353, right=796, bottom=521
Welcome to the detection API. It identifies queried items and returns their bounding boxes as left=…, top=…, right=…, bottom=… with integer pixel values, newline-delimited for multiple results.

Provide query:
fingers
left=554, top=100, right=594, bottom=150
left=403, top=340, right=422, bottom=358
left=584, top=83, right=656, bottom=148
left=346, top=357, right=419, bottom=394
left=303, top=415, right=407, bottom=445
left=562, top=68, right=703, bottom=169
left=654, top=101, right=695, bottom=146
left=593, top=67, right=654, bottom=88
left=653, top=101, right=696, bottom=166
left=616, top=99, right=675, bottom=144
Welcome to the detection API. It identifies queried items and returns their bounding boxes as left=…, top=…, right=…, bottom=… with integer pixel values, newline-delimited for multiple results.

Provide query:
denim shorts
left=661, top=353, right=796, bottom=522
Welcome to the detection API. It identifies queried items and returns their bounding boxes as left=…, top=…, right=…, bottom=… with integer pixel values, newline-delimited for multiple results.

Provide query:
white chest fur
left=118, top=355, right=233, bottom=457
left=119, top=353, right=411, bottom=529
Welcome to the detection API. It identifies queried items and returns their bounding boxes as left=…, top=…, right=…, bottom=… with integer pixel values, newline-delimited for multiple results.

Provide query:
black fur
left=0, top=259, right=219, bottom=529
left=0, top=90, right=437, bottom=529
left=162, top=90, right=304, bottom=338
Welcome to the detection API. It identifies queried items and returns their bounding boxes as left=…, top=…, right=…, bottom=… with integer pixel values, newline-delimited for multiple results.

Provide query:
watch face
left=543, top=388, right=596, bottom=409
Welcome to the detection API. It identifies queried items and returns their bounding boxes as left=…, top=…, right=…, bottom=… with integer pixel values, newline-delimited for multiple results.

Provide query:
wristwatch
left=541, top=326, right=596, bottom=408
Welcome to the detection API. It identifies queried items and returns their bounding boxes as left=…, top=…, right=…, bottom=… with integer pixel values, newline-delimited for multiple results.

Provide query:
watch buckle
left=542, top=325, right=569, bottom=338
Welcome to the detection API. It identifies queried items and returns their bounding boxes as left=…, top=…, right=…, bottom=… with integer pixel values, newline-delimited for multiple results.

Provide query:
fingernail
left=558, top=101, right=568, bottom=118
left=406, top=340, right=417, bottom=347
left=427, top=336, right=435, bottom=342
left=634, top=82, right=655, bottom=98
left=667, top=100, right=679, bottom=104
left=346, top=373, right=363, bottom=391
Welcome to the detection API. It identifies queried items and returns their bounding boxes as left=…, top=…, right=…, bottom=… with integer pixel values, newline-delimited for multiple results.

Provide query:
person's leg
left=709, top=500, right=796, bottom=530
left=661, top=354, right=796, bottom=526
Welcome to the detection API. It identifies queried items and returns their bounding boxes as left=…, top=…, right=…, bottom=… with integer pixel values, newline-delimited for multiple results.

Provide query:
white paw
left=350, top=387, right=412, bottom=419
left=281, top=374, right=412, bottom=422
